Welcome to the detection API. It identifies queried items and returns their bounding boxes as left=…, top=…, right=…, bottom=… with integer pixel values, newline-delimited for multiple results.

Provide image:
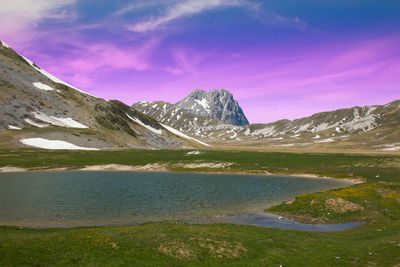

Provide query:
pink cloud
left=30, top=38, right=160, bottom=89
left=166, top=46, right=217, bottom=75
left=326, top=36, right=400, bottom=71
left=67, top=43, right=151, bottom=72
left=145, top=35, right=400, bottom=122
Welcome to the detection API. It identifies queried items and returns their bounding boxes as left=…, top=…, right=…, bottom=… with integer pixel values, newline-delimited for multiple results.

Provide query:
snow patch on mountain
left=187, top=150, right=203, bottom=155
left=8, top=125, right=22, bottom=130
left=32, top=112, right=89, bottom=128
left=382, top=146, right=400, bottom=151
left=344, top=114, right=378, bottom=132
left=24, top=118, right=49, bottom=128
left=0, top=40, right=10, bottom=48
left=33, top=82, right=54, bottom=91
left=126, top=114, right=162, bottom=135
left=161, top=123, right=210, bottom=147
left=294, top=122, right=312, bottom=133
left=20, top=138, right=100, bottom=150
left=252, top=126, right=276, bottom=137
left=194, top=98, right=210, bottom=110
left=20, top=54, right=98, bottom=98
left=314, top=138, right=334, bottom=143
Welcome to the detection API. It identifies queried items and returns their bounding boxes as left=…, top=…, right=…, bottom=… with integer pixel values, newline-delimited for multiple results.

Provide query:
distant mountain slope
left=132, top=101, right=227, bottom=136
left=0, top=41, right=209, bottom=150
left=176, top=89, right=249, bottom=126
left=134, top=91, right=400, bottom=151
left=249, top=100, right=400, bottom=136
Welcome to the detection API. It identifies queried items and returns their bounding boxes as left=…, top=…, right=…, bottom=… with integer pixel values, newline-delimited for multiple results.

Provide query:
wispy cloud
left=127, top=0, right=259, bottom=32
left=165, top=46, right=215, bottom=75
left=270, top=13, right=309, bottom=31
left=113, top=1, right=172, bottom=17
left=0, top=0, right=76, bottom=45
left=43, top=38, right=160, bottom=88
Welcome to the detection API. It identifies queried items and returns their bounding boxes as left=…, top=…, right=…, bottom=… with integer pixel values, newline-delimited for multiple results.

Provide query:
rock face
left=176, top=89, right=249, bottom=126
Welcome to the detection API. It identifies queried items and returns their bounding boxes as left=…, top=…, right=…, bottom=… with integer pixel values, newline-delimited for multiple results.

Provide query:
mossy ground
left=0, top=149, right=399, bottom=266
left=1, top=221, right=400, bottom=266
left=268, top=183, right=400, bottom=224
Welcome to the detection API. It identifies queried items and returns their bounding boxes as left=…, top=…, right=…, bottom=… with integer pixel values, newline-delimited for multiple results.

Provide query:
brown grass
left=325, top=198, right=364, bottom=213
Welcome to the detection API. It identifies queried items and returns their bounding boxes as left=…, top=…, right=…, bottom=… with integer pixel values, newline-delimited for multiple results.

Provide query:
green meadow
left=0, top=149, right=399, bottom=266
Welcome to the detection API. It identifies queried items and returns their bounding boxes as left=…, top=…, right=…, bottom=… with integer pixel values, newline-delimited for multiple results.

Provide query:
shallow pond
left=0, top=171, right=355, bottom=229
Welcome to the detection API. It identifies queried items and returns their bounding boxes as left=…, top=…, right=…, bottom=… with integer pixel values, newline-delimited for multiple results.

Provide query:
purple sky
left=1, top=1, right=400, bottom=123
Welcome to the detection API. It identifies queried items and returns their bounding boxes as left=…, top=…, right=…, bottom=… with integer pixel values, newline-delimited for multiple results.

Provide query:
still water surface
left=0, top=171, right=352, bottom=228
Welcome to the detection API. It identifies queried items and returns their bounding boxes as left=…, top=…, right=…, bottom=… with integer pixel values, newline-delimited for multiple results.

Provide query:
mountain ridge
left=134, top=94, right=400, bottom=151
left=0, top=41, right=209, bottom=150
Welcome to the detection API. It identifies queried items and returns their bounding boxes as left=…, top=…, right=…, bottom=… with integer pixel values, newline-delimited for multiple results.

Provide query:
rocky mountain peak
left=176, top=89, right=249, bottom=126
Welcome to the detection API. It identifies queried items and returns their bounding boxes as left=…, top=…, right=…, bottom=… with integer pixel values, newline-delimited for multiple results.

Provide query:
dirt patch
left=158, top=241, right=194, bottom=259
left=156, top=237, right=247, bottom=259
left=285, top=199, right=295, bottom=205
left=325, top=198, right=364, bottom=213
left=79, top=163, right=168, bottom=172
left=192, top=237, right=247, bottom=259
left=375, top=188, right=400, bottom=202
left=174, top=162, right=234, bottom=169
left=0, top=166, right=26, bottom=172
left=289, top=173, right=364, bottom=184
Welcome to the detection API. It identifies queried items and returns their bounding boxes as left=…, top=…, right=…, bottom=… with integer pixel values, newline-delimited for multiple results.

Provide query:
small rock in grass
left=110, top=243, right=119, bottom=249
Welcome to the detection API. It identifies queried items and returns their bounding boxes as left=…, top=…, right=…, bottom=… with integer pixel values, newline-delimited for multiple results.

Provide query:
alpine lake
left=0, top=171, right=356, bottom=230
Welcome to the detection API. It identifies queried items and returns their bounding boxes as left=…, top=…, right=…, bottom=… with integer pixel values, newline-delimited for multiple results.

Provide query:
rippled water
left=0, top=171, right=352, bottom=228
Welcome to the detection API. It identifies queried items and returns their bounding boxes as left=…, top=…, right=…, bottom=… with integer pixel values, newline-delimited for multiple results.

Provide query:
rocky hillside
left=132, top=101, right=229, bottom=137
left=0, top=41, right=209, bottom=150
left=176, top=89, right=249, bottom=126
left=134, top=91, right=400, bottom=151
left=239, top=101, right=400, bottom=149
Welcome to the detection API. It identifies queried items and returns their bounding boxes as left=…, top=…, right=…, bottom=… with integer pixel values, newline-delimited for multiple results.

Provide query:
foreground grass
left=1, top=221, right=400, bottom=266
left=0, top=149, right=399, bottom=266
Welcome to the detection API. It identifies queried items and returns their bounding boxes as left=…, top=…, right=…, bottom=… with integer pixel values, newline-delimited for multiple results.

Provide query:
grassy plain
left=0, top=149, right=399, bottom=266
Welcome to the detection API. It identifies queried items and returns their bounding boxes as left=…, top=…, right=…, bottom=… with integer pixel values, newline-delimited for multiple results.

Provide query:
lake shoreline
left=0, top=164, right=364, bottom=185
left=0, top=211, right=363, bottom=232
